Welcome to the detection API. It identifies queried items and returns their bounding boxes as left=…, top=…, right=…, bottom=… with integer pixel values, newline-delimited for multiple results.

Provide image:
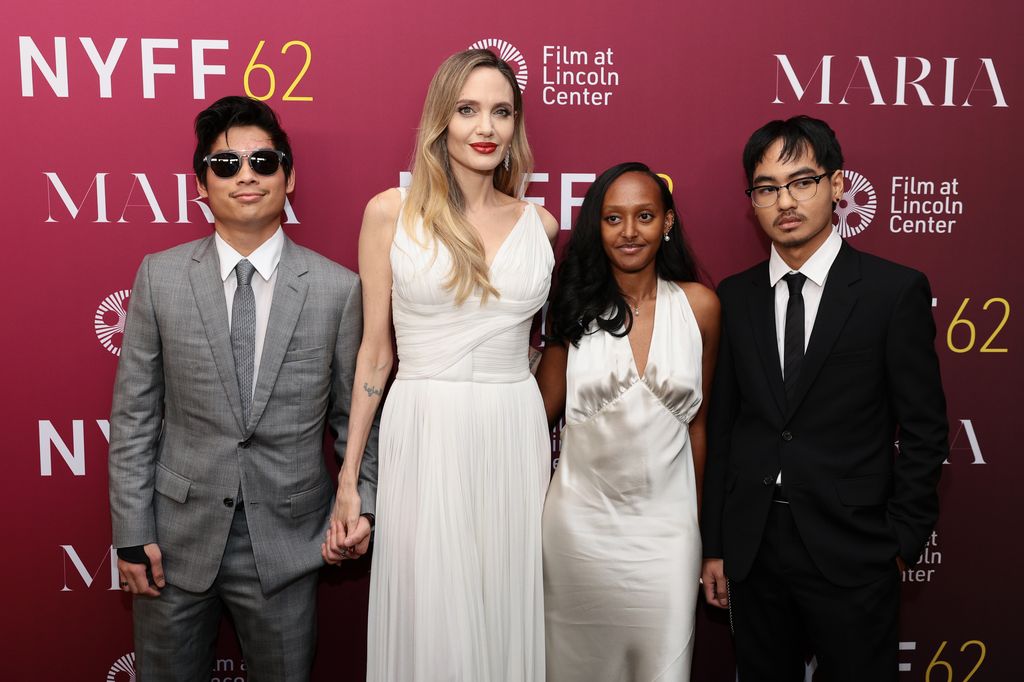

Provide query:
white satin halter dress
left=366, top=190, right=553, bottom=682
left=543, top=278, right=703, bottom=681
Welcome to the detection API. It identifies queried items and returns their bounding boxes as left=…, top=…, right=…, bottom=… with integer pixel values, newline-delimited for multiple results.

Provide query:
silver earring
left=503, top=149, right=511, bottom=171
left=663, top=233, right=671, bottom=242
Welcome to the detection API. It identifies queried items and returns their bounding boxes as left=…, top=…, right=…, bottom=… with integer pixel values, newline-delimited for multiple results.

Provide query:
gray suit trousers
left=133, top=503, right=317, bottom=682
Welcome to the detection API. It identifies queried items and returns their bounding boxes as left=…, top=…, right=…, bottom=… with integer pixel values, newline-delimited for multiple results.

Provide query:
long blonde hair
left=403, top=49, right=534, bottom=304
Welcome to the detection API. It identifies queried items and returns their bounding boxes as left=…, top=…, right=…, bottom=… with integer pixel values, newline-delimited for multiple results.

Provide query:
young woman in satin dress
left=538, top=163, right=720, bottom=681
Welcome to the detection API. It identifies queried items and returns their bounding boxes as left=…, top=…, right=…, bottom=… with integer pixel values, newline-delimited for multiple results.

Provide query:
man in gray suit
left=108, top=95, right=377, bottom=681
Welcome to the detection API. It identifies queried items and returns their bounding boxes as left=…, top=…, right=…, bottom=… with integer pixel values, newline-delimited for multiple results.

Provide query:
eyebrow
left=753, top=166, right=821, bottom=185
left=456, top=99, right=514, bottom=109
left=210, top=146, right=274, bottom=154
left=602, top=203, right=659, bottom=212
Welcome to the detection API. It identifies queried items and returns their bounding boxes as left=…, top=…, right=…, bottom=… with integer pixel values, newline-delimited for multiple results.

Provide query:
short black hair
left=742, top=115, right=843, bottom=184
left=193, top=96, right=293, bottom=187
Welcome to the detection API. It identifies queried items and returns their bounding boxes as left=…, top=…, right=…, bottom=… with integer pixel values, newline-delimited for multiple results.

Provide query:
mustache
left=774, top=211, right=805, bottom=226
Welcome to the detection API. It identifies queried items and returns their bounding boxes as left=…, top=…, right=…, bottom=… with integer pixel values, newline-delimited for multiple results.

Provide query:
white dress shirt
left=768, top=227, right=842, bottom=484
left=215, top=227, right=284, bottom=398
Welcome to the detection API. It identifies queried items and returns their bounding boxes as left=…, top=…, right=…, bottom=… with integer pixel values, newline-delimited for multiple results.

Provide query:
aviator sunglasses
left=203, top=149, right=287, bottom=178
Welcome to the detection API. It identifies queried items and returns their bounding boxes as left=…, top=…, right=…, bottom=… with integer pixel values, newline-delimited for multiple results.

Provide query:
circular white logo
left=469, top=38, right=528, bottom=92
left=107, top=652, right=136, bottom=682
left=833, top=170, right=876, bottom=238
left=95, top=289, right=130, bottom=356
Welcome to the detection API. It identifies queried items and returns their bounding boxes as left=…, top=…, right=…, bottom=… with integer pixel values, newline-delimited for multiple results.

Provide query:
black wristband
left=117, top=545, right=150, bottom=565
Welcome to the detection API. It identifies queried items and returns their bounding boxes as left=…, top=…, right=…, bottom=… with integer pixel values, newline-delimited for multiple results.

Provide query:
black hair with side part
left=742, top=115, right=844, bottom=184
left=547, top=162, right=704, bottom=346
left=193, top=95, right=294, bottom=187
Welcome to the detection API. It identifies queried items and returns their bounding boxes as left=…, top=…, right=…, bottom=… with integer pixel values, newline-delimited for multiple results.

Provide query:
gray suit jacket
left=108, top=234, right=378, bottom=594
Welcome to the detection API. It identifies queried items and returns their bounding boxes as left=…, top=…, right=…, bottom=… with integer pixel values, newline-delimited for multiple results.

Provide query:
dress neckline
left=484, top=202, right=533, bottom=271
left=624, top=278, right=665, bottom=379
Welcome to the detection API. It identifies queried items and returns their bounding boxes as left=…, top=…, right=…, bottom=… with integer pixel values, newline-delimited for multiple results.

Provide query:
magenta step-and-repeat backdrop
left=3, top=0, right=1020, bottom=679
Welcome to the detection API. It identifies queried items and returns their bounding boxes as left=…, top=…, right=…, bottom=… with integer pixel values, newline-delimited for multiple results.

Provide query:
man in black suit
left=700, top=115, right=948, bottom=681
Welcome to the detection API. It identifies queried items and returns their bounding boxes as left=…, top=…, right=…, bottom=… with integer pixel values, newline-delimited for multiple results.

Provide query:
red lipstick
left=470, top=143, right=498, bottom=154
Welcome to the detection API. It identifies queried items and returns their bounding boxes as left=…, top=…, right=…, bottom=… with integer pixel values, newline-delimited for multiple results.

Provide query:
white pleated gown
left=367, top=192, right=553, bottom=682
left=543, top=279, right=704, bottom=682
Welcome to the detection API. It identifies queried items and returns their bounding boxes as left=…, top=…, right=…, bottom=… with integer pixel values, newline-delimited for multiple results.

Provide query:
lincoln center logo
left=95, top=289, right=130, bottom=356
left=469, top=38, right=528, bottom=92
left=107, top=652, right=136, bottom=681
left=833, top=170, right=876, bottom=238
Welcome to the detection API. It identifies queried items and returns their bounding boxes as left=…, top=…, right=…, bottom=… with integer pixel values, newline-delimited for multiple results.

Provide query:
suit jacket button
left=223, top=498, right=234, bottom=508
left=762, top=476, right=774, bottom=486
left=239, top=438, right=252, bottom=449
left=781, top=430, right=793, bottom=441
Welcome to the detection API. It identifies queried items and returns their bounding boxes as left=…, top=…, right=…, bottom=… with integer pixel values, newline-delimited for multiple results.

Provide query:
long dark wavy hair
left=547, top=162, right=704, bottom=346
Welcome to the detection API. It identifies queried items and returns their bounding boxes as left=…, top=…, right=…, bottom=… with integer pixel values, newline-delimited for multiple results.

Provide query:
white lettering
left=839, top=56, right=885, bottom=105
left=191, top=40, right=229, bottom=99
left=283, top=196, right=300, bottom=224
left=39, top=419, right=110, bottom=476
left=118, top=173, right=168, bottom=223
left=60, top=545, right=119, bottom=591
left=895, top=57, right=933, bottom=106
left=19, top=36, right=68, bottom=97
left=963, top=58, right=1008, bottom=107
left=560, top=173, right=595, bottom=230
left=942, top=57, right=958, bottom=107
left=44, top=172, right=109, bottom=223
left=141, top=38, right=178, bottom=99
left=80, top=38, right=127, bottom=99
left=948, top=419, right=986, bottom=464
left=40, top=419, right=86, bottom=476
left=524, top=173, right=549, bottom=207
left=176, top=174, right=215, bottom=223
left=899, top=641, right=917, bottom=672
left=773, top=54, right=833, bottom=104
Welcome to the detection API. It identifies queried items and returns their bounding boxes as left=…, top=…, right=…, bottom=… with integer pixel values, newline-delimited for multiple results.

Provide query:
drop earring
left=663, top=232, right=671, bottom=242
left=503, top=149, right=511, bottom=171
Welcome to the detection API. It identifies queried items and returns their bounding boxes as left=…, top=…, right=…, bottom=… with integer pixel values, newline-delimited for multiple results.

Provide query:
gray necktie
left=231, top=259, right=256, bottom=426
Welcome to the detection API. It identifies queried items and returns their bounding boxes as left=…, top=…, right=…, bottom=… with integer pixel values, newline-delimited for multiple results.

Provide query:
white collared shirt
left=215, top=227, right=284, bottom=397
left=769, top=227, right=842, bottom=485
left=769, top=227, right=843, bottom=364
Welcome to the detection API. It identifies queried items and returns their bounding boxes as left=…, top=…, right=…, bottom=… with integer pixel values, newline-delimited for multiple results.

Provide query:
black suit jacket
left=701, top=242, right=948, bottom=587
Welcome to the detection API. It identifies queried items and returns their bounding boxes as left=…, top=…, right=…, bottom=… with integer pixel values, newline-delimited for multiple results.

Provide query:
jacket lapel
left=188, top=236, right=246, bottom=433
left=247, top=236, right=309, bottom=434
left=745, top=263, right=787, bottom=419
left=785, top=242, right=860, bottom=420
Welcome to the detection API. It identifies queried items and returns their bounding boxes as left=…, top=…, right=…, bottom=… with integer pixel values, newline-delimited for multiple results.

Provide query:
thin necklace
left=624, top=286, right=657, bottom=317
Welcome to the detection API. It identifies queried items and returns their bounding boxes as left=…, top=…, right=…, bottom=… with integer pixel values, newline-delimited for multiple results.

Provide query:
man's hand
left=322, top=514, right=371, bottom=564
left=701, top=558, right=728, bottom=608
left=117, top=543, right=165, bottom=596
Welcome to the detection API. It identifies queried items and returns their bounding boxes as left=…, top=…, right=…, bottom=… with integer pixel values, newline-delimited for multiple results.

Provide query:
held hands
left=321, top=486, right=371, bottom=565
left=117, top=543, right=165, bottom=596
left=701, top=558, right=728, bottom=609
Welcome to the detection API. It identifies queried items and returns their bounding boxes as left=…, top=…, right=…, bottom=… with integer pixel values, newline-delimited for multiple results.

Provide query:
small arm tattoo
left=363, top=382, right=383, bottom=398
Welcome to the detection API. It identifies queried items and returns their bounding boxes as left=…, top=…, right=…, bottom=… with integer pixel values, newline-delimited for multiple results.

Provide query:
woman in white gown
left=323, top=49, right=559, bottom=681
left=537, top=163, right=720, bottom=681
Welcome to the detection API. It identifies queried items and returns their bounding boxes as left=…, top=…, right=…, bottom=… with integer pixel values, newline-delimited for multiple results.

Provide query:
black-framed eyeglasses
left=745, top=171, right=835, bottom=208
left=203, top=149, right=286, bottom=178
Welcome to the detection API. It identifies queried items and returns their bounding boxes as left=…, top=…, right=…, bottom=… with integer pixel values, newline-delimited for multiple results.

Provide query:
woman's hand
left=321, top=484, right=370, bottom=564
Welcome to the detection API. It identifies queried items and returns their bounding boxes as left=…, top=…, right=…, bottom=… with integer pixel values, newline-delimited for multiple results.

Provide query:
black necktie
left=783, top=272, right=807, bottom=400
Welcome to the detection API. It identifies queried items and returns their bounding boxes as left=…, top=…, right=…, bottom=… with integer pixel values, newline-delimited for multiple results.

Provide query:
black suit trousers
left=731, top=501, right=899, bottom=682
